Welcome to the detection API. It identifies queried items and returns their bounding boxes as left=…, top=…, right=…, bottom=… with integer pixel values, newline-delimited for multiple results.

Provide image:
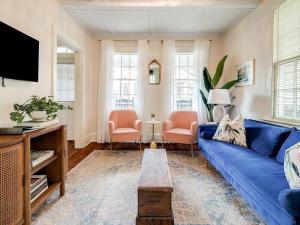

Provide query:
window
left=175, top=53, right=196, bottom=110
left=57, top=63, right=75, bottom=102
left=112, top=53, right=138, bottom=109
left=57, top=46, right=74, bottom=53
left=273, top=0, right=300, bottom=121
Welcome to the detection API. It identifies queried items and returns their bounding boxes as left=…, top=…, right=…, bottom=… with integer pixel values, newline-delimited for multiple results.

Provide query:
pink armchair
left=162, top=111, right=198, bottom=156
left=108, top=110, right=142, bottom=150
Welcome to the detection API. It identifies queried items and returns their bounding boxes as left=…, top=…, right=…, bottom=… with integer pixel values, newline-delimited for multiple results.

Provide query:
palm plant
left=199, top=55, right=237, bottom=122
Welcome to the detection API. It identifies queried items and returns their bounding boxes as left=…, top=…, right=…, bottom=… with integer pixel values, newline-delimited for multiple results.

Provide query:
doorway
left=56, top=42, right=76, bottom=141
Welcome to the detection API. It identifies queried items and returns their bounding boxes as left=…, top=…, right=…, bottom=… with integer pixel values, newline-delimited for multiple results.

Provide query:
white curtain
left=97, top=40, right=113, bottom=143
left=161, top=40, right=176, bottom=121
left=194, top=40, right=211, bottom=123
left=137, top=40, right=149, bottom=142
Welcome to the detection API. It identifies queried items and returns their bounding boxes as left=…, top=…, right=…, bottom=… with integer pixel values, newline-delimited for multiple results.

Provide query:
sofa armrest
left=190, top=122, right=198, bottom=136
left=198, top=124, right=218, bottom=140
left=134, top=120, right=142, bottom=131
left=163, top=120, right=174, bottom=131
left=108, top=121, right=115, bottom=135
left=279, top=189, right=300, bottom=217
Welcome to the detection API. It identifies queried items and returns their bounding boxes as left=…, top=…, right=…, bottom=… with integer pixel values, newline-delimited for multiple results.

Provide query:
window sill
left=261, top=117, right=300, bottom=128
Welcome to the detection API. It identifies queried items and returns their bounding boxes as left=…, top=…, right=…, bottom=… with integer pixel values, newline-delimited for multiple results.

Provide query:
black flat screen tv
left=0, top=21, right=39, bottom=82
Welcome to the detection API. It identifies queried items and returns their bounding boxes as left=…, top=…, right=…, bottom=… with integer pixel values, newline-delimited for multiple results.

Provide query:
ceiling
left=59, top=0, right=262, bottom=38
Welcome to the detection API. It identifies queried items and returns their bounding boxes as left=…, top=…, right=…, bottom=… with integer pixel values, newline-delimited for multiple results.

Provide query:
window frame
left=272, top=0, right=300, bottom=123
left=112, top=53, right=138, bottom=110
left=174, top=52, right=196, bottom=111
left=272, top=55, right=300, bottom=123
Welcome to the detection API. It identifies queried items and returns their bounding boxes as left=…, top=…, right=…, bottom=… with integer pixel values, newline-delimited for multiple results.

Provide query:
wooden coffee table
left=136, top=148, right=174, bottom=225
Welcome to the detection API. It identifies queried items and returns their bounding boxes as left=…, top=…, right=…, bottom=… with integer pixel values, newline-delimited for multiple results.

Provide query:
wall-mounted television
left=0, top=21, right=39, bottom=82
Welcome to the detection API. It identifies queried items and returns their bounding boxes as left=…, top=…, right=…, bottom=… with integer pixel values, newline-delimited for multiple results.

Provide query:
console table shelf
left=31, top=155, right=58, bottom=175
left=31, top=182, right=61, bottom=214
left=0, top=123, right=67, bottom=225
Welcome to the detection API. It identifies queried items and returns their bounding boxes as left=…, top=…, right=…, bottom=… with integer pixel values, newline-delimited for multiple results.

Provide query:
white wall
left=0, top=0, right=98, bottom=147
left=220, top=0, right=284, bottom=119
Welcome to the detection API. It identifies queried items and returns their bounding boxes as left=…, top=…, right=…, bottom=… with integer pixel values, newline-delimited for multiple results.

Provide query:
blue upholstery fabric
left=198, top=124, right=218, bottom=141
left=244, top=119, right=291, bottom=157
left=199, top=139, right=296, bottom=225
left=279, top=189, right=300, bottom=217
left=276, top=128, right=300, bottom=164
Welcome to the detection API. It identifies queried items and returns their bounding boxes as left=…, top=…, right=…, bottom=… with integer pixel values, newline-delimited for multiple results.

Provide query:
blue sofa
left=198, top=119, right=300, bottom=225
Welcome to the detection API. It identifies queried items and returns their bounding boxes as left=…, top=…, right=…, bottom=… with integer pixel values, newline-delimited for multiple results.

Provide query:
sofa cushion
left=199, top=139, right=294, bottom=225
left=198, top=124, right=218, bottom=141
left=276, top=128, right=300, bottom=164
left=279, top=189, right=300, bottom=217
left=213, top=115, right=247, bottom=147
left=244, top=119, right=291, bottom=157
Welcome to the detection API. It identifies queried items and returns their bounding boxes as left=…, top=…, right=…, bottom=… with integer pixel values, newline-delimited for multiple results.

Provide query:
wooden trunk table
left=136, top=148, right=174, bottom=225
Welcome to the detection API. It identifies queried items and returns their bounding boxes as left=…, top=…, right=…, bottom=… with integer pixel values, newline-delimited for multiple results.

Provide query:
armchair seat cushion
left=111, top=128, right=140, bottom=142
left=163, top=128, right=195, bottom=144
left=113, top=128, right=139, bottom=134
left=165, top=128, right=192, bottom=136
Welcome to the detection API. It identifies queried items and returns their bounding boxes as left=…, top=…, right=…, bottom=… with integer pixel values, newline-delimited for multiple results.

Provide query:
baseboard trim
left=84, top=132, right=97, bottom=147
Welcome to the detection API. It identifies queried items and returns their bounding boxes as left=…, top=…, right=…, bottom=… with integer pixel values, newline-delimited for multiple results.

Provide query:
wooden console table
left=136, top=148, right=174, bottom=225
left=0, top=123, right=67, bottom=225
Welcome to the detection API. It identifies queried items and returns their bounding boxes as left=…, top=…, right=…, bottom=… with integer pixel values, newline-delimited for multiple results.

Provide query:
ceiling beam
left=59, top=0, right=261, bottom=10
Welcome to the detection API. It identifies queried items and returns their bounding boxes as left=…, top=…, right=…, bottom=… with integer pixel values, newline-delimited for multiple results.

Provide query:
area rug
left=32, top=150, right=265, bottom=225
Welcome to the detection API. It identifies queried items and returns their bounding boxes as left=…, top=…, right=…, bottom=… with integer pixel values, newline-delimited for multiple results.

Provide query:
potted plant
left=199, top=55, right=237, bottom=122
left=10, top=96, right=72, bottom=123
left=150, top=112, right=156, bottom=120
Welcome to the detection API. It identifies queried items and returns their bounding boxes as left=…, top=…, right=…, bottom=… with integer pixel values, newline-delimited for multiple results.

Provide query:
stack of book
left=17, top=119, right=59, bottom=128
left=31, top=150, right=55, bottom=167
left=31, top=175, right=48, bottom=203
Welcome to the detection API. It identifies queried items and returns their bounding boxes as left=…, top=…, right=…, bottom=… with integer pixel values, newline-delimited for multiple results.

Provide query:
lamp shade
left=207, top=89, right=231, bottom=105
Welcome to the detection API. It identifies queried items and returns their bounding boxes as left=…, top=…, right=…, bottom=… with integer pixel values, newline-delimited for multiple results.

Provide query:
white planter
left=30, top=111, right=47, bottom=121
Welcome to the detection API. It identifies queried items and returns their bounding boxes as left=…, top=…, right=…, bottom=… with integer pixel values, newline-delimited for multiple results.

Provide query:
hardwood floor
left=68, top=141, right=97, bottom=171
left=67, top=141, right=197, bottom=171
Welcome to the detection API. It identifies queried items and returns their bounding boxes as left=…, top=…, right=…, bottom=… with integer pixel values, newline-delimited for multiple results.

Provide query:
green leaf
left=203, top=67, right=212, bottom=93
left=220, top=80, right=238, bottom=89
left=199, top=89, right=208, bottom=107
left=211, top=55, right=228, bottom=87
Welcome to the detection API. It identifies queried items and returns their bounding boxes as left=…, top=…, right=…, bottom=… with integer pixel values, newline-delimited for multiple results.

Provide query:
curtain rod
left=98, top=39, right=213, bottom=43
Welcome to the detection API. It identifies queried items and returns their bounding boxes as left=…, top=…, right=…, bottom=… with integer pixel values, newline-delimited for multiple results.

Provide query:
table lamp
left=207, top=89, right=231, bottom=123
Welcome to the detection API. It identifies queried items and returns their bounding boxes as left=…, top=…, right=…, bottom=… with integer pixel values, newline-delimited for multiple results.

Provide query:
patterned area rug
left=32, top=150, right=265, bottom=225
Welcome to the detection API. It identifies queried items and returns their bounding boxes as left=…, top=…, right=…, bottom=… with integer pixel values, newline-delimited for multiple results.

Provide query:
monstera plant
left=199, top=55, right=237, bottom=122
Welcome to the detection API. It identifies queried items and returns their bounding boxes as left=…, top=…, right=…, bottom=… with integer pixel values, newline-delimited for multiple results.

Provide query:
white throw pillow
left=213, top=114, right=247, bottom=147
left=284, top=142, right=300, bottom=189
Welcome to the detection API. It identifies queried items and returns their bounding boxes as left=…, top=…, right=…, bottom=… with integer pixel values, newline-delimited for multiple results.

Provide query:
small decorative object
left=150, top=112, right=155, bottom=120
left=199, top=55, right=237, bottom=122
left=10, top=96, right=72, bottom=123
left=235, top=59, right=255, bottom=86
left=149, top=59, right=160, bottom=85
left=207, top=89, right=231, bottom=123
left=284, top=142, right=300, bottom=189
left=150, top=141, right=157, bottom=149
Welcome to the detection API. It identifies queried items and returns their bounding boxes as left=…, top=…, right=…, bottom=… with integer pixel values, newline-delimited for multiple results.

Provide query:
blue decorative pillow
left=244, top=119, right=291, bottom=156
left=278, top=189, right=300, bottom=217
left=276, top=128, right=300, bottom=164
left=200, top=131, right=214, bottom=140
